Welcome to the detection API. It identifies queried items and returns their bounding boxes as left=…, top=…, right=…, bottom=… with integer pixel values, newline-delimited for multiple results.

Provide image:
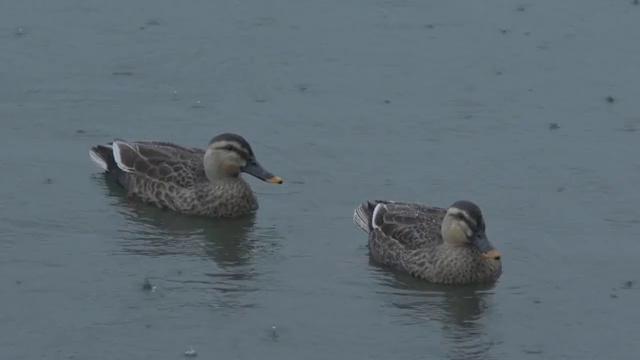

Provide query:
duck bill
left=473, top=232, right=501, bottom=260
left=242, top=160, right=283, bottom=184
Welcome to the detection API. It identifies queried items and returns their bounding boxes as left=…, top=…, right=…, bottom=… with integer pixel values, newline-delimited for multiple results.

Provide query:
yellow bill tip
left=266, top=176, right=283, bottom=184
left=483, top=249, right=502, bottom=260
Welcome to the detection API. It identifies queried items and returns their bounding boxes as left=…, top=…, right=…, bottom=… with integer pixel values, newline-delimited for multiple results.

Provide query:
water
left=1, top=0, right=639, bottom=359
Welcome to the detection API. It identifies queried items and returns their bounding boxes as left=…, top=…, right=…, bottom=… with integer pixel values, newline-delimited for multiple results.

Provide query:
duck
left=89, top=133, right=283, bottom=218
left=353, top=199, right=502, bottom=285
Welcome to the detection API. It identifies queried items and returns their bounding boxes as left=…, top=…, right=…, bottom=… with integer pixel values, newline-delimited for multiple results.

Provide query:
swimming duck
left=89, top=133, right=283, bottom=218
left=353, top=199, right=502, bottom=285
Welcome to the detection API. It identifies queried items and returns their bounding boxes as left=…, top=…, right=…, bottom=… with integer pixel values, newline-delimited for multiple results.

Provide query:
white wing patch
left=112, top=141, right=136, bottom=173
left=371, top=203, right=385, bottom=230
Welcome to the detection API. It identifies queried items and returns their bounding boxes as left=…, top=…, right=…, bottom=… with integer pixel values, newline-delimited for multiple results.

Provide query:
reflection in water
left=373, top=262, right=498, bottom=360
left=100, top=177, right=259, bottom=267
left=93, top=175, right=281, bottom=310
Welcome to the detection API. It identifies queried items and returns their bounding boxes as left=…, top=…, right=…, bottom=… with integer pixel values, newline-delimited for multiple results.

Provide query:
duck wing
left=353, top=199, right=446, bottom=250
left=133, top=141, right=205, bottom=156
left=109, top=140, right=203, bottom=188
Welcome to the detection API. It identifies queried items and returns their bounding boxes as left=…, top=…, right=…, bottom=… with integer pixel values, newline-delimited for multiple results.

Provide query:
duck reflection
left=97, top=175, right=273, bottom=309
left=100, top=176, right=260, bottom=268
left=373, top=262, right=499, bottom=360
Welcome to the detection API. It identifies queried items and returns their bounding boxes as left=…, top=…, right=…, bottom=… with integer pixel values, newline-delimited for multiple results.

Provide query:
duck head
left=203, top=133, right=283, bottom=184
left=440, top=200, right=501, bottom=260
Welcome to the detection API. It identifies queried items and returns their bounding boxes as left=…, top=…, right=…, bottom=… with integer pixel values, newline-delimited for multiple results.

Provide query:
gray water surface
left=2, top=0, right=640, bottom=359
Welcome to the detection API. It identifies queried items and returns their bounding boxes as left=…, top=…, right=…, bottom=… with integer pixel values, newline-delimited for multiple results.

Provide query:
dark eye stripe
left=459, top=214, right=478, bottom=232
left=221, top=146, right=250, bottom=160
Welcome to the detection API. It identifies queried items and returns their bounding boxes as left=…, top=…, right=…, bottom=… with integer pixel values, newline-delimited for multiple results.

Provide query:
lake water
left=1, top=0, right=639, bottom=359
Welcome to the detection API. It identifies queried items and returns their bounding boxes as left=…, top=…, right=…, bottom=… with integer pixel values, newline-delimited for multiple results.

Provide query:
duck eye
left=224, top=145, right=235, bottom=151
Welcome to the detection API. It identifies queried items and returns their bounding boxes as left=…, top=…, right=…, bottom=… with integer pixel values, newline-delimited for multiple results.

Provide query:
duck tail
left=353, top=200, right=387, bottom=233
left=89, top=143, right=117, bottom=172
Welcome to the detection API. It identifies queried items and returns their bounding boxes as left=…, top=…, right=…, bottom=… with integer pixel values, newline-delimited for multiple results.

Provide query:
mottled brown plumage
left=89, top=133, right=282, bottom=218
left=353, top=199, right=502, bottom=285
